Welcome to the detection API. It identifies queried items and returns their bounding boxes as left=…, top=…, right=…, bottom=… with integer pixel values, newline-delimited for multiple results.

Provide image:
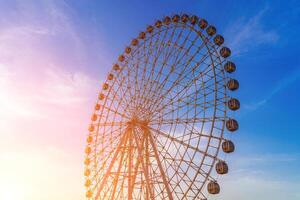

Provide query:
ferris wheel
left=84, top=14, right=240, bottom=200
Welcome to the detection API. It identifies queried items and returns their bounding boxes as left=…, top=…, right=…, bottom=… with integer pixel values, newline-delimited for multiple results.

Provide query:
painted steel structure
left=84, top=14, right=240, bottom=200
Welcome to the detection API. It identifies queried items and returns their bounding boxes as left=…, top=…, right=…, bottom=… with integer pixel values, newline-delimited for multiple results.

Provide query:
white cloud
left=227, top=153, right=300, bottom=174
left=32, top=66, right=98, bottom=106
left=0, top=0, right=86, bottom=66
left=212, top=173, right=300, bottom=200
left=0, top=64, right=43, bottom=119
left=225, top=6, right=279, bottom=55
left=0, top=62, right=97, bottom=120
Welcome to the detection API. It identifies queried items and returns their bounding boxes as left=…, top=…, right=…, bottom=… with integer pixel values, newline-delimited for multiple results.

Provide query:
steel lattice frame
left=84, top=14, right=240, bottom=200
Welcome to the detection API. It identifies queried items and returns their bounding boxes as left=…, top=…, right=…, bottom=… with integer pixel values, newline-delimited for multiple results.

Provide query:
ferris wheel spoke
left=150, top=118, right=224, bottom=142
left=162, top=25, right=185, bottom=62
left=146, top=129, right=174, bottom=200
left=116, top=62, right=148, bottom=112
left=138, top=29, right=168, bottom=98
left=159, top=69, right=214, bottom=112
left=152, top=96, right=227, bottom=123
left=128, top=48, right=207, bottom=103
left=141, top=26, right=185, bottom=106
left=149, top=134, right=199, bottom=199
left=132, top=128, right=156, bottom=199
left=109, top=140, right=126, bottom=200
left=99, top=122, right=124, bottom=138
left=137, top=27, right=177, bottom=109
left=93, top=121, right=127, bottom=127
left=146, top=30, right=203, bottom=112
left=149, top=128, right=217, bottom=160
left=111, top=74, right=151, bottom=117
left=122, top=67, right=136, bottom=112
left=150, top=117, right=224, bottom=126
left=94, top=128, right=129, bottom=199
left=108, top=75, right=133, bottom=114
left=101, top=103, right=131, bottom=119
left=153, top=138, right=194, bottom=188
left=148, top=46, right=198, bottom=110
left=148, top=47, right=212, bottom=114
left=92, top=131, right=121, bottom=160
left=93, top=132, right=124, bottom=180
left=132, top=52, right=147, bottom=110
left=152, top=72, right=225, bottom=120
left=135, top=43, right=150, bottom=113
left=160, top=34, right=211, bottom=85
left=119, top=58, right=142, bottom=110
left=158, top=42, right=222, bottom=104
left=142, top=26, right=192, bottom=107
left=124, top=50, right=140, bottom=109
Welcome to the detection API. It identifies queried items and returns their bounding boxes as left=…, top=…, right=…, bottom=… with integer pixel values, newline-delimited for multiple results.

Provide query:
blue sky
left=0, top=0, right=299, bottom=199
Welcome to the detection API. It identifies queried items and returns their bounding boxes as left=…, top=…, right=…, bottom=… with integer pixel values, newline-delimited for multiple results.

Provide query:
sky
left=0, top=0, right=299, bottom=199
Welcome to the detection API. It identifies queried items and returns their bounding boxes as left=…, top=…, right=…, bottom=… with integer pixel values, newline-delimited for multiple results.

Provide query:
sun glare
left=0, top=182, right=25, bottom=200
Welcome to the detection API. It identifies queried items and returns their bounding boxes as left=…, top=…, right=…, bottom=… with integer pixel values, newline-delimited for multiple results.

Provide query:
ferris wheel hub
left=127, top=118, right=150, bottom=128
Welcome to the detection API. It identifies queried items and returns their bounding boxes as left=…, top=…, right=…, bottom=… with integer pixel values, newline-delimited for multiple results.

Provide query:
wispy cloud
left=0, top=50, right=98, bottom=117
left=32, top=65, right=98, bottom=106
left=245, top=67, right=300, bottom=110
left=234, top=153, right=299, bottom=165
left=209, top=153, right=300, bottom=200
left=225, top=6, right=279, bottom=55
left=0, top=0, right=86, bottom=66
left=0, top=0, right=98, bottom=118
left=212, top=172, right=300, bottom=200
